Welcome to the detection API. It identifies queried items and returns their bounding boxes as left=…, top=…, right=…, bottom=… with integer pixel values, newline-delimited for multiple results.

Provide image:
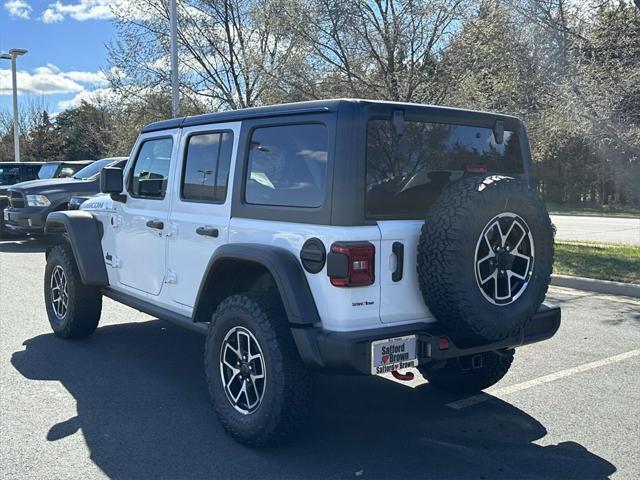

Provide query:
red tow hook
left=391, top=370, right=415, bottom=381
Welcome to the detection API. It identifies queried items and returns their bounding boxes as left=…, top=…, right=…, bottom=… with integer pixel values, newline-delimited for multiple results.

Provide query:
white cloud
left=65, top=70, right=108, bottom=85
left=57, top=86, right=115, bottom=110
left=41, top=7, right=63, bottom=23
left=4, top=0, right=32, bottom=19
left=33, top=64, right=61, bottom=75
left=0, top=69, right=83, bottom=95
left=0, top=64, right=108, bottom=96
left=40, top=0, right=119, bottom=23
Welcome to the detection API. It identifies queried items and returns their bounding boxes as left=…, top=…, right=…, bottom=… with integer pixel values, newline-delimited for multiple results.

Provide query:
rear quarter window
left=245, top=123, right=328, bottom=208
left=366, top=120, right=523, bottom=219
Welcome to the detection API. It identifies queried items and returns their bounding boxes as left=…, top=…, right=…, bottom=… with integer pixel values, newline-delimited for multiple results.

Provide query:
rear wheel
left=420, top=350, right=515, bottom=394
left=44, top=244, right=102, bottom=338
left=204, top=292, right=315, bottom=447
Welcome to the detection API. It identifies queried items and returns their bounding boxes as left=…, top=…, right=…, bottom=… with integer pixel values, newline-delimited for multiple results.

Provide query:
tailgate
left=377, top=220, right=437, bottom=324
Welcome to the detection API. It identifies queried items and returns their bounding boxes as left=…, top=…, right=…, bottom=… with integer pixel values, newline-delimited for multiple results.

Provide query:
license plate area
left=3, top=210, right=8, bottom=221
left=371, top=335, right=418, bottom=375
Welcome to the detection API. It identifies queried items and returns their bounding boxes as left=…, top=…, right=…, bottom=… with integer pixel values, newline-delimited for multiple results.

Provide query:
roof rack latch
left=392, top=109, right=405, bottom=136
left=494, top=120, right=504, bottom=144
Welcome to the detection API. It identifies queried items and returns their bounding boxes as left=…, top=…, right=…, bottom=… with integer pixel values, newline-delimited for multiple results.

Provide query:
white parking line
left=446, top=348, right=640, bottom=410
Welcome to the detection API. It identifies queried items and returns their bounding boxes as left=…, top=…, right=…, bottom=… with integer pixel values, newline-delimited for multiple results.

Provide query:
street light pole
left=169, top=0, right=179, bottom=117
left=1, top=48, right=27, bottom=162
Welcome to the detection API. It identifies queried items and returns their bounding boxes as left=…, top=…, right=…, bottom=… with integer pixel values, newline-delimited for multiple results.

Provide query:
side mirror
left=100, top=166, right=124, bottom=201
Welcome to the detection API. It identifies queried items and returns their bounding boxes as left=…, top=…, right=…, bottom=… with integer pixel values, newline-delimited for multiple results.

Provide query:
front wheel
left=44, top=244, right=102, bottom=338
left=419, top=350, right=515, bottom=394
left=204, top=292, right=315, bottom=447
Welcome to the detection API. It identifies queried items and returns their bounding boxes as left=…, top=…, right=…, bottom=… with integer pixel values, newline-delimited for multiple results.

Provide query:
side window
left=22, top=165, right=40, bottom=181
left=245, top=124, right=328, bottom=208
left=130, top=138, right=174, bottom=199
left=182, top=131, right=234, bottom=203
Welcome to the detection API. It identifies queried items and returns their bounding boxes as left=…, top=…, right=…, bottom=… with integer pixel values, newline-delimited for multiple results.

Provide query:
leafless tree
left=107, top=0, right=302, bottom=111
left=282, top=0, right=471, bottom=102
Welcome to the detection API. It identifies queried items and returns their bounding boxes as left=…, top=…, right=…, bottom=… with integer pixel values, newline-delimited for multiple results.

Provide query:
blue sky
left=1, top=1, right=117, bottom=114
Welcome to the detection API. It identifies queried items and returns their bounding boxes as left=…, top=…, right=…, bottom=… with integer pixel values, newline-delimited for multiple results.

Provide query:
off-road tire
left=204, top=292, right=315, bottom=447
left=420, top=350, right=515, bottom=394
left=417, top=175, right=554, bottom=343
left=44, top=243, right=102, bottom=338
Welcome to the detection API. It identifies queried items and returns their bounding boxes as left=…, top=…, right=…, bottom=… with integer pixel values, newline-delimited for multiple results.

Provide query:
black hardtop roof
left=141, top=99, right=520, bottom=134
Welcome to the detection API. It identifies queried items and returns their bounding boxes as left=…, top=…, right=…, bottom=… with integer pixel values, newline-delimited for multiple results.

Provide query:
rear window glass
left=366, top=120, right=523, bottom=218
left=245, top=124, right=328, bottom=208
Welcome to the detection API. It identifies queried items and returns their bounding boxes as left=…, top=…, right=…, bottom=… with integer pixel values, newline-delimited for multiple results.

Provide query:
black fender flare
left=193, top=243, right=321, bottom=327
left=45, top=211, right=109, bottom=286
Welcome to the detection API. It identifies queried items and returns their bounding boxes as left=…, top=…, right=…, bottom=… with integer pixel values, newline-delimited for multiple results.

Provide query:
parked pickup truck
left=4, top=157, right=126, bottom=236
left=41, top=100, right=560, bottom=447
left=1, top=160, right=92, bottom=238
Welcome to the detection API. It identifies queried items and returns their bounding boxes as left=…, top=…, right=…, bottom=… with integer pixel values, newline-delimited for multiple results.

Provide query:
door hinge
left=110, top=214, right=123, bottom=228
left=164, top=270, right=178, bottom=284
left=105, top=253, right=121, bottom=268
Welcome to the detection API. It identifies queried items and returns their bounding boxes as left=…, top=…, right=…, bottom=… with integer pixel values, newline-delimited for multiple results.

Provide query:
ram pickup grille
left=9, top=191, right=24, bottom=208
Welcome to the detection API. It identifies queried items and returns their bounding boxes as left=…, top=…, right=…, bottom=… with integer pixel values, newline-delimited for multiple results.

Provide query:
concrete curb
left=551, top=274, right=640, bottom=298
left=549, top=212, right=640, bottom=219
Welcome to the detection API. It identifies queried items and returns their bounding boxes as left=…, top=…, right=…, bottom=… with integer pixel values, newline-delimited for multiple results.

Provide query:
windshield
left=73, top=159, right=113, bottom=180
left=0, top=166, right=20, bottom=186
left=38, top=164, right=59, bottom=179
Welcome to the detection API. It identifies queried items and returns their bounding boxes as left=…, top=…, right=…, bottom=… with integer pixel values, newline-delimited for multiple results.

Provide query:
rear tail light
left=327, top=242, right=375, bottom=287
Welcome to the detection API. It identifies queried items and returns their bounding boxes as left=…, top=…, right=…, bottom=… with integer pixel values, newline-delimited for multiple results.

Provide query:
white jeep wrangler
left=43, top=99, right=560, bottom=447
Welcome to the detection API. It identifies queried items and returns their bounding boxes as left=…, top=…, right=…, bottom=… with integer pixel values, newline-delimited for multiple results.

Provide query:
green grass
left=547, top=203, right=640, bottom=218
left=554, top=241, right=640, bottom=284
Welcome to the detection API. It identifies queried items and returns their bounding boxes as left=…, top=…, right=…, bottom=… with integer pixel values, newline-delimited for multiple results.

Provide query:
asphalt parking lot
left=1, top=238, right=639, bottom=480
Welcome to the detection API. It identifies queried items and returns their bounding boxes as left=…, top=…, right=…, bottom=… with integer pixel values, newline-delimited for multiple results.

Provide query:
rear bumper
left=293, top=303, right=561, bottom=375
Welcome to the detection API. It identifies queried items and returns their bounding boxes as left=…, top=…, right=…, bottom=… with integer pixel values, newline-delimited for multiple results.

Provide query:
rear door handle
left=392, top=241, right=404, bottom=282
left=196, top=226, right=219, bottom=238
left=146, top=219, right=164, bottom=230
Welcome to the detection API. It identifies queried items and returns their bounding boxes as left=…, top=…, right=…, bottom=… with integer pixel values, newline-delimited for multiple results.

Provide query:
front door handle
left=146, top=219, right=164, bottom=230
left=196, top=226, right=219, bottom=238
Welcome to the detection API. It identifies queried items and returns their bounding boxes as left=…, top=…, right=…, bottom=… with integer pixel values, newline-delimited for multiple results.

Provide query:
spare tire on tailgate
left=417, top=175, right=554, bottom=343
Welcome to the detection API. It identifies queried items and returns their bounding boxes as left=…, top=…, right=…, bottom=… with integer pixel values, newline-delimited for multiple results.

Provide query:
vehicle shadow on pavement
left=0, top=237, right=50, bottom=253
left=11, top=321, right=616, bottom=480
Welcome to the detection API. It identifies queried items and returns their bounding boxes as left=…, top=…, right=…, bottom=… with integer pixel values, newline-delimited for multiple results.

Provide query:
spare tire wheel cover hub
left=474, top=212, right=535, bottom=306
